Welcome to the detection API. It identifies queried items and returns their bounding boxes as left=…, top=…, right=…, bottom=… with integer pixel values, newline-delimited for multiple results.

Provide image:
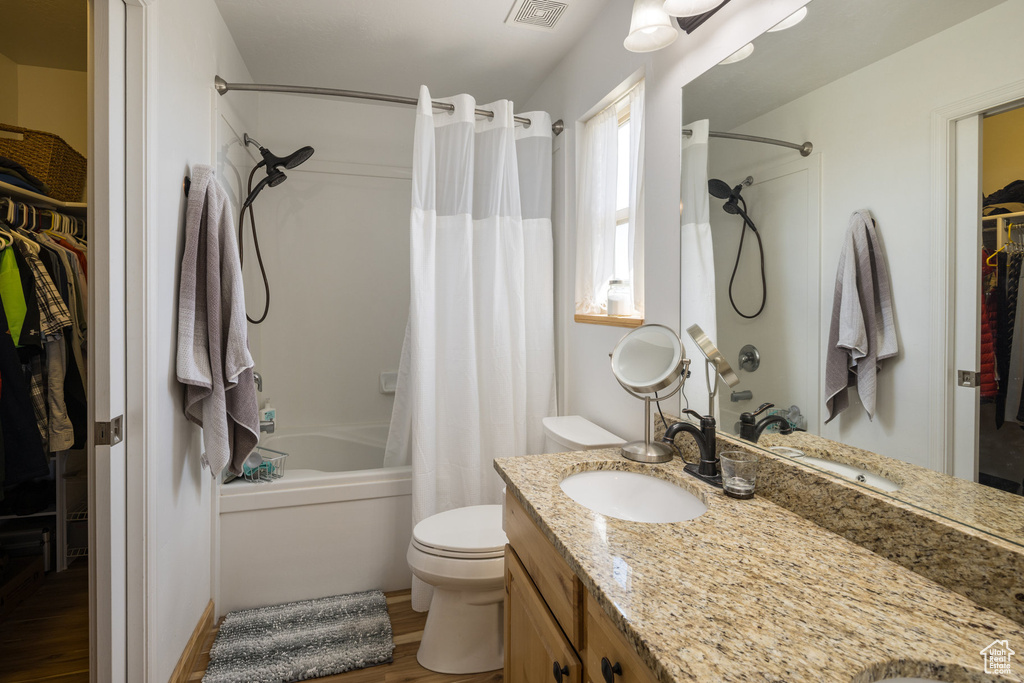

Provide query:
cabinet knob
left=553, top=660, right=570, bottom=682
left=601, top=657, right=623, bottom=683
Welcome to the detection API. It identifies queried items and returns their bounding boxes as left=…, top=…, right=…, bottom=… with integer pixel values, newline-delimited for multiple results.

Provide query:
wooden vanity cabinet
left=504, top=492, right=659, bottom=683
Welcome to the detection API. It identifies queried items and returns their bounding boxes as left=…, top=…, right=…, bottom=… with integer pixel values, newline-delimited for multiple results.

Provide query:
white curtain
left=385, top=87, right=555, bottom=610
left=574, top=81, right=645, bottom=315
left=574, top=102, right=619, bottom=315
left=679, top=119, right=718, bottom=415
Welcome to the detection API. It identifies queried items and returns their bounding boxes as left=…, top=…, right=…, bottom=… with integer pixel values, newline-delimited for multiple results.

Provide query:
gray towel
left=824, top=210, right=898, bottom=423
left=176, top=165, right=259, bottom=476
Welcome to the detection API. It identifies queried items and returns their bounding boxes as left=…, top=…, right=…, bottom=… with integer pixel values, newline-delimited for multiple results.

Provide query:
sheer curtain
left=679, top=119, right=718, bottom=414
left=627, top=81, right=646, bottom=316
left=385, top=87, right=555, bottom=610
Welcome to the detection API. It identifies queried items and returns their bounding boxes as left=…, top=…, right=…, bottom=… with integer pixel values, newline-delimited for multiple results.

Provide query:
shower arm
left=682, top=128, right=813, bottom=157
left=215, top=76, right=565, bottom=136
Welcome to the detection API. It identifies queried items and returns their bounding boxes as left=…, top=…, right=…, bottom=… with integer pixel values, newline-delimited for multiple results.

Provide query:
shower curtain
left=680, top=119, right=718, bottom=415
left=385, top=87, right=556, bottom=610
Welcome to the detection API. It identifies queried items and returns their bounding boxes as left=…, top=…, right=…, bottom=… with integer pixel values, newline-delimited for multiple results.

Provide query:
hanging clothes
left=981, top=249, right=998, bottom=400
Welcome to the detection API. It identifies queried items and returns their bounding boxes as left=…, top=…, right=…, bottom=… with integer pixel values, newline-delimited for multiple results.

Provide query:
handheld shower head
left=708, top=178, right=734, bottom=200
left=241, top=167, right=287, bottom=210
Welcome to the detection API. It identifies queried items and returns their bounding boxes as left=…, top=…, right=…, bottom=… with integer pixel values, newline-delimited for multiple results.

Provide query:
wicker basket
left=0, top=123, right=86, bottom=202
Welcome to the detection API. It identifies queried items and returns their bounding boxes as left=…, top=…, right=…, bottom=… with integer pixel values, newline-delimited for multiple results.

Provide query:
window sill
left=574, top=313, right=645, bottom=328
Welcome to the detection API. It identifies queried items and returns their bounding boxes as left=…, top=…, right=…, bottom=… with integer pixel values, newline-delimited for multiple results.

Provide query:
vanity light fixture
left=624, top=0, right=678, bottom=53
left=767, top=6, right=808, bottom=32
left=663, top=0, right=721, bottom=17
left=718, top=42, right=754, bottom=64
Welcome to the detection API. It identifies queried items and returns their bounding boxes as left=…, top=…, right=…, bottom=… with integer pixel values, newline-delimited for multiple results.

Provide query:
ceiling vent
left=505, top=0, right=570, bottom=31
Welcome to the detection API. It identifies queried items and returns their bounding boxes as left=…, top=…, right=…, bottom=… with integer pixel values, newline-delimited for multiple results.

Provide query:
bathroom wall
left=522, top=0, right=810, bottom=441
left=146, top=0, right=256, bottom=678
left=708, top=0, right=1024, bottom=466
left=244, top=95, right=414, bottom=430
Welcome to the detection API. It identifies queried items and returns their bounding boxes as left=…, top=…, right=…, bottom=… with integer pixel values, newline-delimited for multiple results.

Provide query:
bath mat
left=203, top=590, right=394, bottom=683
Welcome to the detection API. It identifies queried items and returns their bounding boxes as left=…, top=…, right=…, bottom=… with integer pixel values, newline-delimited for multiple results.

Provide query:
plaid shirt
left=26, top=354, right=48, bottom=450
left=11, top=232, right=72, bottom=339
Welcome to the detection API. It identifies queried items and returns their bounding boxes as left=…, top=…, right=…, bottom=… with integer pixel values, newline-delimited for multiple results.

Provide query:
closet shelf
left=0, top=179, right=87, bottom=216
left=0, top=507, right=57, bottom=521
left=66, top=546, right=88, bottom=559
left=66, top=501, right=88, bottom=523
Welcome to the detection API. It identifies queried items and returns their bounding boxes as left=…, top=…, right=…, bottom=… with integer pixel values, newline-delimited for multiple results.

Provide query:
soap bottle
left=260, top=399, right=276, bottom=423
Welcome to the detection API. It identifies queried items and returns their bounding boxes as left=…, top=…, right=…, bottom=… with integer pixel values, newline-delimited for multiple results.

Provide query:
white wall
left=146, top=0, right=256, bottom=678
left=244, top=95, right=414, bottom=430
left=522, top=0, right=809, bottom=440
left=0, top=52, right=17, bottom=124
left=17, top=65, right=88, bottom=156
left=706, top=0, right=1024, bottom=466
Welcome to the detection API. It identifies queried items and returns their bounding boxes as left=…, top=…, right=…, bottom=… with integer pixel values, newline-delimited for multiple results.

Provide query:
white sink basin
left=779, top=452, right=900, bottom=492
left=559, top=470, right=708, bottom=523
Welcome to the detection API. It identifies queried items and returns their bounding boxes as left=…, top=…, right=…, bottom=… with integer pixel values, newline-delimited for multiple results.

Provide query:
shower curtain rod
left=214, top=76, right=565, bottom=136
left=682, top=128, right=813, bottom=157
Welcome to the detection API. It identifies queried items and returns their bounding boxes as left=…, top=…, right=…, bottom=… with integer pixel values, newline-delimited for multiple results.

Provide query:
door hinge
left=95, top=415, right=124, bottom=446
left=957, top=370, right=980, bottom=388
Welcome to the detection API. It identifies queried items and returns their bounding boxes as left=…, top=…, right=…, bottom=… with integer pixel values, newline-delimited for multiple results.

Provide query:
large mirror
left=680, top=0, right=1024, bottom=542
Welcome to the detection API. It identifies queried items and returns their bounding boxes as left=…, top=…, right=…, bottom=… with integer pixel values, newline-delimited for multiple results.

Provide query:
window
left=574, top=79, right=644, bottom=327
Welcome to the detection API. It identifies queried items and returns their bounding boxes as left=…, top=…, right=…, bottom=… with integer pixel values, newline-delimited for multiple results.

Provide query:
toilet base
left=416, top=587, right=504, bottom=674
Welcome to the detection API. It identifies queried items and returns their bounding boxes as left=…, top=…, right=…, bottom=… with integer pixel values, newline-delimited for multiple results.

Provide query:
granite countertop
left=495, top=450, right=1024, bottom=683
left=755, top=430, right=1024, bottom=545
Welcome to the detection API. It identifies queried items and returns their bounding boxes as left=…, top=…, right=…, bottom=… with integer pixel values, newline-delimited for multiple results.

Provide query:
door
left=951, top=115, right=982, bottom=481
left=88, top=0, right=128, bottom=680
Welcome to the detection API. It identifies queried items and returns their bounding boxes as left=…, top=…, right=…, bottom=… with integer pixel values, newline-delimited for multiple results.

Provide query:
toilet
left=407, top=416, right=624, bottom=674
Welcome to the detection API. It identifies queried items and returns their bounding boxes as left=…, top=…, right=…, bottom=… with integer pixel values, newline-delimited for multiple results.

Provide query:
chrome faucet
left=739, top=403, right=793, bottom=443
left=661, top=409, right=720, bottom=484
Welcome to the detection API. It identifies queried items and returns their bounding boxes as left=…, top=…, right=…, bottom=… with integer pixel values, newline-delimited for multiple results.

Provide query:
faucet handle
left=680, top=408, right=705, bottom=421
left=751, top=402, right=773, bottom=417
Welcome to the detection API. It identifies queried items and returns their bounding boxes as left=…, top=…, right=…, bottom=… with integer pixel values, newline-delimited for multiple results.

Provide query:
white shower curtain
left=385, top=87, right=555, bottom=610
left=680, top=119, right=718, bottom=415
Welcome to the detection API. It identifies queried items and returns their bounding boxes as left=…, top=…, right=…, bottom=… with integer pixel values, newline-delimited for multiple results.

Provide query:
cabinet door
left=505, top=546, right=581, bottom=683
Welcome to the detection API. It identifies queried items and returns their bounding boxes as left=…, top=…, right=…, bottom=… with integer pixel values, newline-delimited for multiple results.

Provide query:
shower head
left=708, top=178, right=735, bottom=200
left=242, top=168, right=287, bottom=210
left=244, top=133, right=315, bottom=171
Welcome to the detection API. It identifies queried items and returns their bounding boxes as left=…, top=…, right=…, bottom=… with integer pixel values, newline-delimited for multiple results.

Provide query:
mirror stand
left=622, top=383, right=687, bottom=463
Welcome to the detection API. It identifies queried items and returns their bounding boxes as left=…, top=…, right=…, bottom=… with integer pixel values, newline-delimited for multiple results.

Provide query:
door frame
left=929, top=78, right=1024, bottom=475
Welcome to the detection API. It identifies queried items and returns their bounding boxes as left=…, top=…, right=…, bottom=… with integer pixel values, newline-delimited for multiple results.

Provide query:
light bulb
left=767, top=6, right=808, bottom=32
left=663, top=0, right=721, bottom=17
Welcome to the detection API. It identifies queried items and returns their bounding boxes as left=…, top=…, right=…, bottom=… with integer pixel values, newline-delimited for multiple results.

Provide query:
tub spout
left=260, top=419, right=275, bottom=434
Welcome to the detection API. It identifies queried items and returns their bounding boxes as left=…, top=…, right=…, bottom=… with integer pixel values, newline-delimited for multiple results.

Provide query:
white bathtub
left=217, top=423, right=413, bottom=614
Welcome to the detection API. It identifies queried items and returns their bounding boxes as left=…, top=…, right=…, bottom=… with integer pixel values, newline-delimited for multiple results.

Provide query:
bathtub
left=217, top=423, right=413, bottom=614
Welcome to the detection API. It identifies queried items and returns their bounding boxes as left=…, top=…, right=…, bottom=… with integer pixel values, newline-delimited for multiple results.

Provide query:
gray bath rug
left=203, top=590, right=394, bottom=683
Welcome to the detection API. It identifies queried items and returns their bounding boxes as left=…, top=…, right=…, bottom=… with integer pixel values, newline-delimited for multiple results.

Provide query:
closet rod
left=214, top=76, right=564, bottom=136
left=681, top=128, right=813, bottom=157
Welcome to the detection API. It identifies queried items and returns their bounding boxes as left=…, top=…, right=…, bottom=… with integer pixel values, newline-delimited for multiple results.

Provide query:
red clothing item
left=57, top=239, right=87, bottom=281
left=981, top=249, right=998, bottom=399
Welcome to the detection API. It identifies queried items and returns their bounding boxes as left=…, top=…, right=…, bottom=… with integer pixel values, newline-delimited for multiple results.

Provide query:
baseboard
left=169, top=599, right=214, bottom=683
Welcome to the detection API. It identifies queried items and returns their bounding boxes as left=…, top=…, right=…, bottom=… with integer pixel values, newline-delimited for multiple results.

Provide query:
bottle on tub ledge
left=259, top=399, right=276, bottom=434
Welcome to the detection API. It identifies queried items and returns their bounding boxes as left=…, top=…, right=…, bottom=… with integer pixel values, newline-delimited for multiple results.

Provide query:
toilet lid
left=413, top=505, right=506, bottom=555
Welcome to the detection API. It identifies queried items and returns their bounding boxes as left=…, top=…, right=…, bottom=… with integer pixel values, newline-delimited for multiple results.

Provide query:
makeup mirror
left=686, top=324, right=739, bottom=419
left=611, top=324, right=690, bottom=463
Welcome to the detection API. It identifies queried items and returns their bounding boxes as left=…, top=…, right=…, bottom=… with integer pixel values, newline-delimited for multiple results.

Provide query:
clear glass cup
left=720, top=451, right=759, bottom=499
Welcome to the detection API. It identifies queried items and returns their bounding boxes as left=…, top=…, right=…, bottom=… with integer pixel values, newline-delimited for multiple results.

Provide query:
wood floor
left=0, top=563, right=90, bottom=683
left=190, top=590, right=503, bottom=683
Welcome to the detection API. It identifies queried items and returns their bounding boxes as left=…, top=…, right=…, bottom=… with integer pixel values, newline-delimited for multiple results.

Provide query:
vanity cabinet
left=504, top=492, right=659, bottom=683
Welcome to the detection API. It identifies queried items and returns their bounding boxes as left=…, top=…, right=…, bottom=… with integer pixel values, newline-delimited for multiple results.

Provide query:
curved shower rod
left=215, top=76, right=565, bottom=136
left=682, top=127, right=813, bottom=157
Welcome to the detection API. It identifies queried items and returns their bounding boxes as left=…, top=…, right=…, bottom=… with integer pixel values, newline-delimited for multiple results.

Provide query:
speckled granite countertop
left=755, top=430, right=1024, bottom=545
left=495, top=451, right=1024, bottom=683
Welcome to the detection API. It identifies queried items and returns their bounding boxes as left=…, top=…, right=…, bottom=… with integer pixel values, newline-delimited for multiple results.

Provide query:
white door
left=88, top=0, right=128, bottom=680
left=951, top=115, right=982, bottom=481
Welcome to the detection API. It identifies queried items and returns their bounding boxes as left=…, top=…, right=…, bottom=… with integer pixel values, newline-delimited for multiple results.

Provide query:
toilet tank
left=541, top=416, right=625, bottom=453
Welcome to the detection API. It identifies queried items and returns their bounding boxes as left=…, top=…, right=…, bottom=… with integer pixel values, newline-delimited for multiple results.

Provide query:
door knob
left=553, top=661, right=570, bottom=682
left=601, top=657, right=623, bottom=683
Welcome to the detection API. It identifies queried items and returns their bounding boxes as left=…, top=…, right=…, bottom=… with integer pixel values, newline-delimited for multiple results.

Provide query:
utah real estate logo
left=980, top=639, right=1014, bottom=675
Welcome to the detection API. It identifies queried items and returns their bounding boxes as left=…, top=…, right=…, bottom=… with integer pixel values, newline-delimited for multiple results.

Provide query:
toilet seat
left=412, top=504, right=506, bottom=559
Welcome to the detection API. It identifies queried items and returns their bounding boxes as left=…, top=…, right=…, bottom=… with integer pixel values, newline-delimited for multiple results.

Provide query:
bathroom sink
left=770, top=447, right=900, bottom=492
left=559, top=470, right=707, bottom=523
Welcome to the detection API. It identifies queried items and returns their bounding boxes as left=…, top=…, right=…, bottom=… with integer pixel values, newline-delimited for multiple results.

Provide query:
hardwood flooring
left=190, top=590, right=503, bottom=683
left=0, top=563, right=90, bottom=683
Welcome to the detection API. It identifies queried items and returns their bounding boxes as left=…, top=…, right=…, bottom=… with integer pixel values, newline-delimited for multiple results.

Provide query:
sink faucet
left=739, top=403, right=793, bottom=443
left=661, top=409, right=719, bottom=480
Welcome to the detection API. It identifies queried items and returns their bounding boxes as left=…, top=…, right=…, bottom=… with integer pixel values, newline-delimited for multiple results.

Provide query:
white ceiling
left=0, top=0, right=87, bottom=71
left=213, top=0, right=615, bottom=106
left=683, top=0, right=1006, bottom=131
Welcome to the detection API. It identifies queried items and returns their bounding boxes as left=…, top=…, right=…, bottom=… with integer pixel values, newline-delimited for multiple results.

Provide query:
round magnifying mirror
left=611, top=324, right=686, bottom=394
left=686, top=324, right=739, bottom=387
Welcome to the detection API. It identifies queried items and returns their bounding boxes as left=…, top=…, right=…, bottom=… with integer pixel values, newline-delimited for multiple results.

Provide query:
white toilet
left=407, top=416, right=624, bottom=674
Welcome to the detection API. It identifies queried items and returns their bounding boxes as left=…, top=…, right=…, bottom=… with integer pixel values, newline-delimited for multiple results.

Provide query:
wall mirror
left=680, top=0, right=1024, bottom=545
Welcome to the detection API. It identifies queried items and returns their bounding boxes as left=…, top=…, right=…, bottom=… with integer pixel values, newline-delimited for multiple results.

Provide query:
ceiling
left=0, top=0, right=87, bottom=71
left=684, top=0, right=1006, bottom=131
left=213, top=0, right=614, bottom=106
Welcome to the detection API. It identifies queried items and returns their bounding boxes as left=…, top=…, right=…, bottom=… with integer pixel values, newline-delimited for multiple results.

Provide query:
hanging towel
left=176, top=165, right=259, bottom=477
left=824, top=210, right=898, bottom=422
